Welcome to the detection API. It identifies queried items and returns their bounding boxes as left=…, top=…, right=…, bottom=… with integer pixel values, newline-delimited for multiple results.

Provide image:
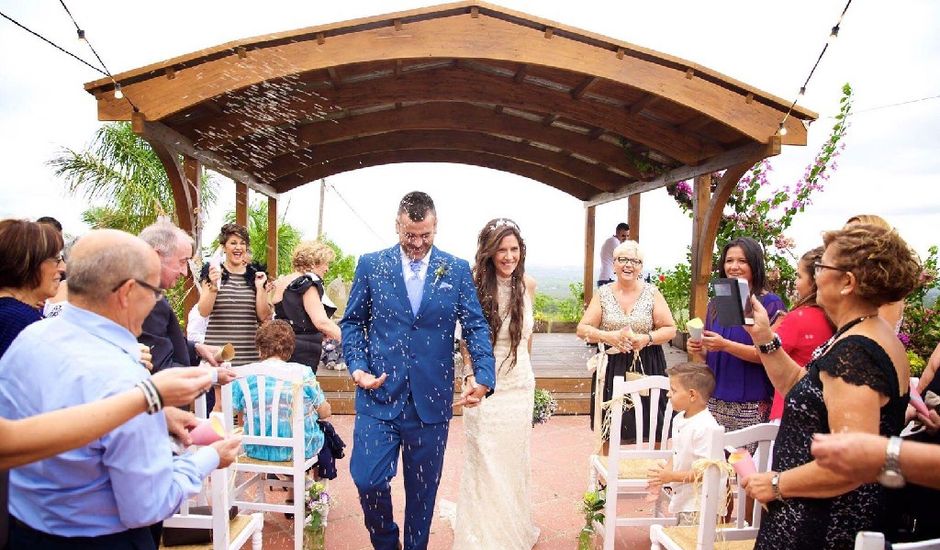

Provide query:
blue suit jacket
left=340, top=245, right=496, bottom=423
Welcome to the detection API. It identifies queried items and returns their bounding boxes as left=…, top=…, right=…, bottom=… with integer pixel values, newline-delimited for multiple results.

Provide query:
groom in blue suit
left=341, top=191, right=496, bottom=550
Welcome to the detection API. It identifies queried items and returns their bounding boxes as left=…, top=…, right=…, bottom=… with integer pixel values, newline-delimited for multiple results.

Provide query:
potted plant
left=303, top=481, right=332, bottom=550
left=532, top=388, right=558, bottom=426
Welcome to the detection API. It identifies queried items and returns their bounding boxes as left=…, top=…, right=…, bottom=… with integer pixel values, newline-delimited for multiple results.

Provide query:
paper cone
left=728, top=447, right=756, bottom=481
left=687, top=318, right=704, bottom=342
left=214, top=343, right=235, bottom=362
left=189, top=414, right=225, bottom=445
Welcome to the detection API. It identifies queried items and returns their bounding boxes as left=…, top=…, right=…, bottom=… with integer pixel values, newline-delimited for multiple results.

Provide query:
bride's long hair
left=473, top=218, right=526, bottom=372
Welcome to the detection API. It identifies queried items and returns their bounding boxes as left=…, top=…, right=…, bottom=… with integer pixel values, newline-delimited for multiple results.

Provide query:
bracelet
left=647, top=333, right=654, bottom=346
left=771, top=472, right=784, bottom=501
left=136, top=379, right=163, bottom=414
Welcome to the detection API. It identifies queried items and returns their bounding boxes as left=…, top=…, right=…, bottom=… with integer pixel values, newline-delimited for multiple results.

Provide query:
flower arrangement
left=577, top=488, right=606, bottom=549
left=303, top=481, right=333, bottom=550
left=533, top=388, right=558, bottom=425
left=433, top=263, right=448, bottom=284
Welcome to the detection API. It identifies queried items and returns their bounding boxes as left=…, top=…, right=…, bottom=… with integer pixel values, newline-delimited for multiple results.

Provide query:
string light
left=0, top=10, right=106, bottom=76
left=114, top=83, right=123, bottom=99
left=775, top=0, right=852, bottom=137
left=77, top=28, right=86, bottom=42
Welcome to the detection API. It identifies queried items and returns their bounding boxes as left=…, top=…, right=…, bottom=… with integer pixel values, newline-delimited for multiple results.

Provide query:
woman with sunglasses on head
left=578, top=240, right=677, bottom=446
left=687, top=237, right=786, bottom=435
left=741, top=224, right=920, bottom=549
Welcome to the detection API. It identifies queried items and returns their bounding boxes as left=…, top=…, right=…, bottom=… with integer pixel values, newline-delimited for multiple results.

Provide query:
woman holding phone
left=687, top=237, right=786, bottom=434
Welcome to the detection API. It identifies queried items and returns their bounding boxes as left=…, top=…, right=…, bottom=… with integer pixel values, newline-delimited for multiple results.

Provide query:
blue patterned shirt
left=231, top=358, right=326, bottom=461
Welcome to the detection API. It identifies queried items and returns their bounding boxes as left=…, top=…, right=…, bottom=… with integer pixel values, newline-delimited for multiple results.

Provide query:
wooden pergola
left=84, top=1, right=816, bottom=321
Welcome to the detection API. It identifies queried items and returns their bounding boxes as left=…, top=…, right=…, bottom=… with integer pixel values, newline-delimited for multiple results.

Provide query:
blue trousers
left=350, top=395, right=449, bottom=550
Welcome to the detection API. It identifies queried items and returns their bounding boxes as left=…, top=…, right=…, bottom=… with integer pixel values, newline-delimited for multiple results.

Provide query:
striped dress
left=204, top=275, right=260, bottom=366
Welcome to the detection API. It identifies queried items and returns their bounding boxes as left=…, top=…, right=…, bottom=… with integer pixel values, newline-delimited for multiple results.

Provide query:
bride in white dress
left=453, top=218, right=540, bottom=549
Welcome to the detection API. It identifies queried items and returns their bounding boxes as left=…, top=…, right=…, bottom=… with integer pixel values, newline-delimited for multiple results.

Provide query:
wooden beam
left=131, top=112, right=279, bottom=198
left=327, top=67, right=341, bottom=88
left=266, top=130, right=624, bottom=192
left=628, top=94, right=660, bottom=116
left=584, top=205, right=596, bottom=308
left=191, top=68, right=716, bottom=165
left=584, top=139, right=780, bottom=207
left=513, top=64, right=528, bottom=83
left=182, top=156, right=201, bottom=322
left=571, top=76, right=598, bottom=100
left=628, top=194, right=641, bottom=242
left=688, top=173, right=711, bottom=361
left=267, top=196, right=278, bottom=275
left=285, top=102, right=645, bottom=178
left=274, top=149, right=594, bottom=199
left=235, top=183, right=248, bottom=227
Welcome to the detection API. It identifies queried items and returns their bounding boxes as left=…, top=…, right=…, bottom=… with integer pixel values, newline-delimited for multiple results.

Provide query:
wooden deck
left=317, top=333, right=688, bottom=415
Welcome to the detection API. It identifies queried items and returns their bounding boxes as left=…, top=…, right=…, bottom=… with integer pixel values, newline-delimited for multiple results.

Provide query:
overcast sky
left=1, top=0, right=938, bottom=273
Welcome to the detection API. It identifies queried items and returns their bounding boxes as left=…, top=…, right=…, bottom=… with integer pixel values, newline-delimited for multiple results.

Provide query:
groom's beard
left=403, top=242, right=431, bottom=260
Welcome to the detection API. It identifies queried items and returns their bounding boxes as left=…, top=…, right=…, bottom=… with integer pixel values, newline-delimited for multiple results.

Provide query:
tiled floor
left=251, top=414, right=653, bottom=550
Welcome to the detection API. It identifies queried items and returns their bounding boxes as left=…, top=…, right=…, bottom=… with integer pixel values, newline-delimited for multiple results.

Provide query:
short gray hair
left=68, top=240, right=153, bottom=302
left=612, top=240, right=644, bottom=261
left=139, top=219, right=193, bottom=257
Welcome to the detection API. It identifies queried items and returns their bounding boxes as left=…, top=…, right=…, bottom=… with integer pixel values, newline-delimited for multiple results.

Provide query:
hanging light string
left=823, top=93, right=940, bottom=118
left=327, top=183, right=385, bottom=243
left=57, top=0, right=137, bottom=110
left=776, top=0, right=853, bottom=136
left=0, top=10, right=107, bottom=76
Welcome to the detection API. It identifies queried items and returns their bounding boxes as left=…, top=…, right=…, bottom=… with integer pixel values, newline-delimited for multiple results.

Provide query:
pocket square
left=439, top=282, right=453, bottom=290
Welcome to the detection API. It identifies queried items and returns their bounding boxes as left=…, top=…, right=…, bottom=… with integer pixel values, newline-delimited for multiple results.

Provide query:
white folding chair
left=589, top=375, right=675, bottom=550
left=856, top=532, right=940, bottom=550
left=650, top=422, right=779, bottom=550
left=222, top=362, right=319, bottom=550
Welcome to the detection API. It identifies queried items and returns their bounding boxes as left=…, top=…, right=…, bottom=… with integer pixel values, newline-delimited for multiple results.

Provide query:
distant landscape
left=527, top=265, right=583, bottom=299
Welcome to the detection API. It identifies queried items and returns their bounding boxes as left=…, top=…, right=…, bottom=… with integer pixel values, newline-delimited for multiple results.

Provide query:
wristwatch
left=757, top=334, right=783, bottom=354
left=770, top=472, right=784, bottom=501
left=877, top=436, right=906, bottom=488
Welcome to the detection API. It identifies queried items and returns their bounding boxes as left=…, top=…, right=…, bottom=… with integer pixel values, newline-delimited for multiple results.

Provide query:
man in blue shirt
left=0, top=229, right=241, bottom=549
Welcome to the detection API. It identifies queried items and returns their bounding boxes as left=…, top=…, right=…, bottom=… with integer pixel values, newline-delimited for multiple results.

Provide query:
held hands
left=741, top=470, right=776, bottom=504
left=151, top=366, right=214, bottom=406
left=699, top=330, right=728, bottom=353
left=352, top=369, right=388, bottom=390
left=455, top=375, right=489, bottom=408
left=211, top=436, right=243, bottom=469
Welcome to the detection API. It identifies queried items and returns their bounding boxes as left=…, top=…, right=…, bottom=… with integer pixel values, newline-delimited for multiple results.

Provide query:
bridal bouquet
left=577, top=488, right=606, bottom=549
left=532, top=388, right=558, bottom=425
left=303, top=481, right=333, bottom=550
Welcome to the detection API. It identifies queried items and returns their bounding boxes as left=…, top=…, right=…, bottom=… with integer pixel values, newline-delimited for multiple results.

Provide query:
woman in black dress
left=742, top=223, right=921, bottom=549
left=271, top=241, right=341, bottom=372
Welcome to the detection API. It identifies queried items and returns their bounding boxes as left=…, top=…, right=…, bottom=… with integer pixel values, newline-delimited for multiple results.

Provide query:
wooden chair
left=856, top=532, right=940, bottom=550
left=649, top=422, right=779, bottom=550
left=222, top=362, right=320, bottom=550
left=589, top=375, right=675, bottom=550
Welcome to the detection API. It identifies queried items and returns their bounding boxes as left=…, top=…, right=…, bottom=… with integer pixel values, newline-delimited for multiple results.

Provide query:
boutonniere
left=433, top=263, right=448, bottom=285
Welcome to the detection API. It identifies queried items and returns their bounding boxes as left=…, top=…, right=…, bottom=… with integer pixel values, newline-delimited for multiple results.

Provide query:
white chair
left=222, top=362, right=319, bottom=550
left=589, top=375, right=675, bottom=550
left=161, top=464, right=264, bottom=549
left=650, top=422, right=779, bottom=550
left=856, top=532, right=940, bottom=549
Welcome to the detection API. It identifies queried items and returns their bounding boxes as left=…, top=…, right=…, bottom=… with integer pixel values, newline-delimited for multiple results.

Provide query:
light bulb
left=114, top=83, right=123, bottom=99
left=828, top=25, right=840, bottom=43
left=777, top=123, right=788, bottom=136
left=798, top=86, right=806, bottom=97
left=77, top=29, right=86, bottom=42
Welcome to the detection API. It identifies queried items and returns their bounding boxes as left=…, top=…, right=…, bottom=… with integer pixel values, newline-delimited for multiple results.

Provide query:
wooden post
left=628, top=194, right=641, bottom=242
left=267, top=196, right=278, bottom=275
left=689, top=174, right=712, bottom=360
left=583, top=205, right=596, bottom=308
left=235, top=182, right=248, bottom=227
left=317, top=178, right=325, bottom=238
left=182, top=157, right=201, bottom=324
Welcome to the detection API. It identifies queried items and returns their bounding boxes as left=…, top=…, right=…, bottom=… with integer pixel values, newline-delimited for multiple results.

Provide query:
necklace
left=812, top=314, right=876, bottom=360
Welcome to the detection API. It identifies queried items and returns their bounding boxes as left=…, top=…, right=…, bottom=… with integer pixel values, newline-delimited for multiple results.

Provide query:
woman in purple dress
left=687, top=237, right=785, bottom=433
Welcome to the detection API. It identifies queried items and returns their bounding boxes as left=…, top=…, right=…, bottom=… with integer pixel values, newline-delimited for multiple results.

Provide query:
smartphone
left=712, top=277, right=752, bottom=326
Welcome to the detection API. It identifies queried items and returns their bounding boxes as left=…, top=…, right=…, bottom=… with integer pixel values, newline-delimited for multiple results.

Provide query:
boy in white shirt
left=648, top=362, right=723, bottom=525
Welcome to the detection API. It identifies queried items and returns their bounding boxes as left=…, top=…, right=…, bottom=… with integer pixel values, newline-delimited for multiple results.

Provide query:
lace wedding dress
left=451, top=277, right=540, bottom=549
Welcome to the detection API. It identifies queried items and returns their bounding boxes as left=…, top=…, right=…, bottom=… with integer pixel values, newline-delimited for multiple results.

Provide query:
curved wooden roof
left=85, top=1, right=816, bottom=203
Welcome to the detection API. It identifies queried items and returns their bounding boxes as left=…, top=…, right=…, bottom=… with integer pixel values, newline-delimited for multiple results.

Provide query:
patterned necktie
left=406, top=259, right=423, bottom=315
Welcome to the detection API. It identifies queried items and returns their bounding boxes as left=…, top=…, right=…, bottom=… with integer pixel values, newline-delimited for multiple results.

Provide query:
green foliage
left=665, top=84, right=854, bottom=302
left=319, top=235, right=357, bottom=285
left=577, top=488, right=606, bottom=549
left=49, top=122, right=216, bottom=235
left=223, top=200, right=301, bottom=276
left=654, top=262, right=692, bottom=331
left=533, top=388, right=558, bottom=425
left=533, top=282, right=585, bottom=322
left=908, top=351, right=927, bottom=377
left=901, top=245, right=940, bottom=363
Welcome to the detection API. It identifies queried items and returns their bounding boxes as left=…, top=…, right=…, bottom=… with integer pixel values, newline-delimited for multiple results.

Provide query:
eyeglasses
left=47, top=253, right=65, bottom=265
left=813, top=262, right=848, bottom=274
left=112, top=278, right=165, bottom=300
left=615, top=257, right=643, bottom=267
